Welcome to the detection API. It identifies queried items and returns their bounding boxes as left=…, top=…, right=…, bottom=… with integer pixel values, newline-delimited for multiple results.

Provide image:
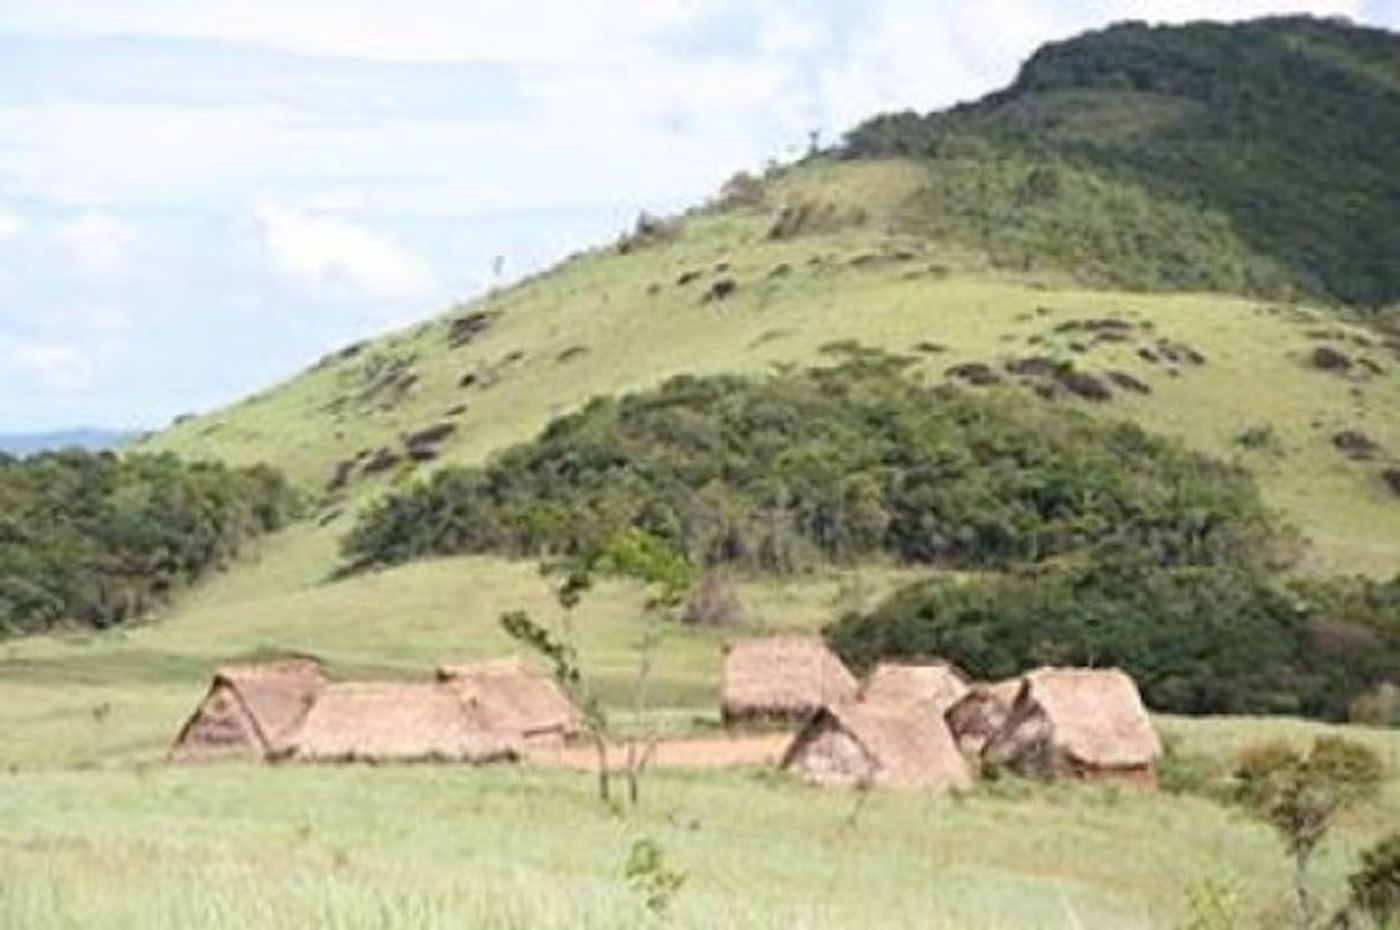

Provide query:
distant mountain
left=0, top=429, right=134, bottom=456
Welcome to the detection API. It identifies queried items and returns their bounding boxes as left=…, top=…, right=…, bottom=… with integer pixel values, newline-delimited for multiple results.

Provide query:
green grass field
left=2, top=541, right=1398, bottom=929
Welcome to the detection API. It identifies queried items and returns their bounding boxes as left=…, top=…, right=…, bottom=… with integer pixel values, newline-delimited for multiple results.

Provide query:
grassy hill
left=133, top=154, right=1400, bottom=576
left=4, top=16, right=1400, bottom=928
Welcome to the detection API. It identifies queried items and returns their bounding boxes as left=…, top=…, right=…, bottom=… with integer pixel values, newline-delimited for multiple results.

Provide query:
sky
left=1, top=1, right=1397, bottom=431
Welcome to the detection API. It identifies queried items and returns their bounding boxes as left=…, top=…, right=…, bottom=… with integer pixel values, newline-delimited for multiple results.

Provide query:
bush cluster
left=825, top=559, right=1400, bottom=720
left=341, top=357, right=1277, bottom=576
left=0, top=450, right=298, bottom=635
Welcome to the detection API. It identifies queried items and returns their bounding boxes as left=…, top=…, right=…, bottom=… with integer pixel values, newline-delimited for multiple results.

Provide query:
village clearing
left=0, top=555, right=1397, bottom=928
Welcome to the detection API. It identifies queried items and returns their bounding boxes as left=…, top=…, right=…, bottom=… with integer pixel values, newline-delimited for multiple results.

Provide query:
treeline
left=342, top=355, right=1278, bottom=576
left=827, top=560, right=1400, bottom=722
left=841, top=17, right=1400, bottom=307
left=0, top=450, right=298, bottom=635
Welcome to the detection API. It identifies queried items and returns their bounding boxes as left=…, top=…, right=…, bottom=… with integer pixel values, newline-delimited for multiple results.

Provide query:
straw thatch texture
left=945, top=678, right=1022, bottom=757
left=721, top=636, right=858, bottom=725
left=982, top=667, right=1162, bottom=782
left=170, top=658, right=325, bottom=763
left=290, top=682, right=519, bottom=764
left=437, top=657, right=582, bottom=746
left=859, top=661, right=968, bottom=712
left=782, top=701, right=971, bottom=791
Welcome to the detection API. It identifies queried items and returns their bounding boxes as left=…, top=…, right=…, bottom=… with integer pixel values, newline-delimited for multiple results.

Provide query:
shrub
left=826, top=559, right=1400, bottom=719
left=1348, top=833, right=1400, bottom=928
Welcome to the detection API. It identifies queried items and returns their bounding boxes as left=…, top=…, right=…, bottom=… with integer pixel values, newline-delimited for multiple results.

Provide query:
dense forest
left=842, top=16, right=1400, bottom=307
left=342, top=355, right=1279, bottom=576
left=0, top=451, right=297, bottom=636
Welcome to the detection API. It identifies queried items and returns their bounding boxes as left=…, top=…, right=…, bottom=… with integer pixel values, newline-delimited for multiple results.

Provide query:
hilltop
left=844, top=16, right=1400, bottom=307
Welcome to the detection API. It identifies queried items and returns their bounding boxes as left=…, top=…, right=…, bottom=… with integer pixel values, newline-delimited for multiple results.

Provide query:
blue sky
left=1, top=0, right=1396, bottom=431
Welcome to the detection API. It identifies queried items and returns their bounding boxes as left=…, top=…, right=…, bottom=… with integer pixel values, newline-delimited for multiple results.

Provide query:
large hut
left=721, top=635, right=858, bottom=726
left=859, top=661, right=968, bottom=712
left=436, top=657, right=582, bottom=748
left=945, top=678, right=1023, bottom=757
left=290, top=682, right=519, bottom=764
left=170, top=657, right=326, bottom=763
left=982, top=668, right=1162, bottom=783
left=782, top=700, right=972, bottom=791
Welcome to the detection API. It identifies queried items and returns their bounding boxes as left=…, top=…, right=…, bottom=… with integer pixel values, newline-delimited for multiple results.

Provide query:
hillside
left=132, top=153, right=1400, bottom=576
left=844, top=16, right=1400, bottom=307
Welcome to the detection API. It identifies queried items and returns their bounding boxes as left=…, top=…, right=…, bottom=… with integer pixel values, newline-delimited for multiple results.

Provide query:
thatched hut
left=982, top=667, right=1162, bottom=783
left=170, top=657, right=326, bottom=763
left=859, top=661, right=968, bottom=712
left=290, top=682, right=519, bottom=764
left=781, top=701, right=972, bottom=791
left=437, top=657, right=582, bottom=748
left=721, top=635, right=858, bottom=725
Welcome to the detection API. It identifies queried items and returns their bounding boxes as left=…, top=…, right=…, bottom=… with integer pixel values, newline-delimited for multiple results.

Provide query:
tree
left=501, top=562, right=613, bottom=806
left=501, top=530, right=694, bottom=809
left=594, top=529, right=694, bottom=806
left=1235, top=737, right=1385, bottom=929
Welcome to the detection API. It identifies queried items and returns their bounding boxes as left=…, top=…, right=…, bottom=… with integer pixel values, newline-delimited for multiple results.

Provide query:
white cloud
left=0, top=206, right=27, bottom=239
left=254, top=202, right=435, bottom=302
left=0, top=0, right=729, bottom=63
left=54, top=211, right=137, bottom=275
left=0, top=335, right=93, bottom=391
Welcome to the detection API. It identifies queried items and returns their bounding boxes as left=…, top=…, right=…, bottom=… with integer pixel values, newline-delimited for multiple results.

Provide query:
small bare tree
left=593, top=530, right=693, bottom=806
left=502, top=531, right=693, bottom=809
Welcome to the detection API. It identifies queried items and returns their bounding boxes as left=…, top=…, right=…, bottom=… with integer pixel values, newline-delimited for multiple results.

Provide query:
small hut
left=982, top=668, right=1161, bottom=783
left=170, top=657, right=325, bottom=763
left=437, top=657, right=582, bottom=748
left=721, top=635, right=858, bottom=726
left=859, top=661, right=968, bottom=712
left=945, top=678, right=1023, bottom=757
left=290, top=682, right=519, bottom=764
left=782, top=701, right=972, bottom=791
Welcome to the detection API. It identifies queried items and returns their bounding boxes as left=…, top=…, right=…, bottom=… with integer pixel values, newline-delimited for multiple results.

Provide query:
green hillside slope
left=845, top=16, right=1400, bottom=306
left=134, top=153, right=1400, bottom=575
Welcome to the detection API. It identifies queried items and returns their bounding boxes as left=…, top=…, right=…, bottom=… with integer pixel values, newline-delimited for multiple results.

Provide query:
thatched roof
left=859, top=661, right=968, bottom=711
left=984, top=667, right=1161, bottom=776
left=290, top=682, right=519, bottom=764
left=721, top=635, right=858, bottom=723
left=170, top=657, right=325, bottom=762
left=437, top=657, right=581, bottom=741
left=782, top=700, right=971, bottom=791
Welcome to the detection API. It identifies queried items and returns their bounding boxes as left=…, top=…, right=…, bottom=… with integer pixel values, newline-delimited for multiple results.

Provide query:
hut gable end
left=170, top=657, right=325, bottom=763
left=783, top=701, right=972, bottom=791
